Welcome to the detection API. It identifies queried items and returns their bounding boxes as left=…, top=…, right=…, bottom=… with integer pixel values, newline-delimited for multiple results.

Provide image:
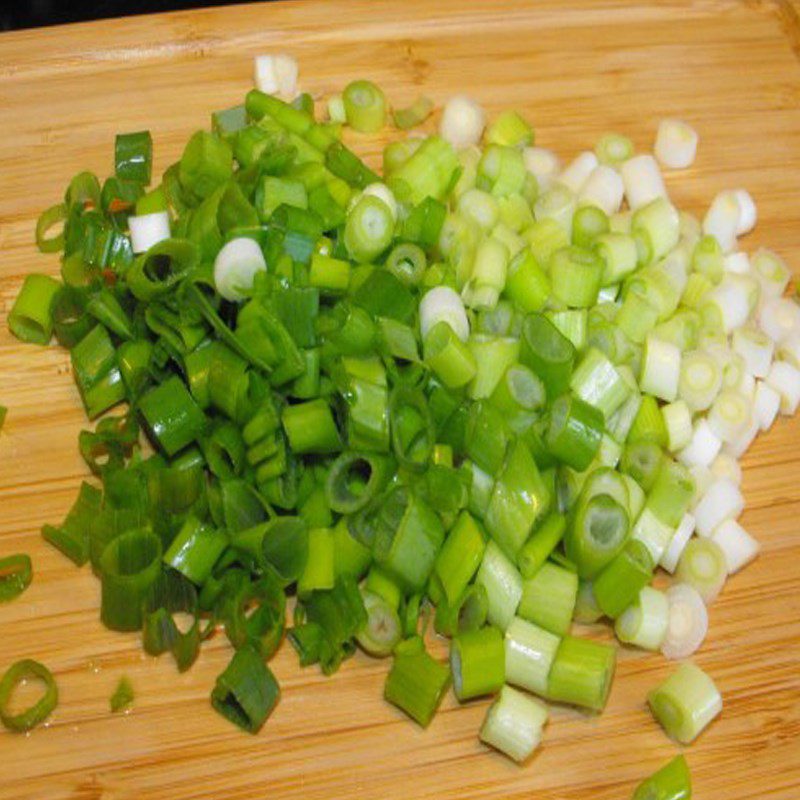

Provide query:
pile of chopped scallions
left=4, top=52, right=799, bottom=796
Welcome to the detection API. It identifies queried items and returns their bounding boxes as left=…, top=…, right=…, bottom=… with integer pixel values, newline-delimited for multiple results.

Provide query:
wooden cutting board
left=1, top=1, right=799, bottom=797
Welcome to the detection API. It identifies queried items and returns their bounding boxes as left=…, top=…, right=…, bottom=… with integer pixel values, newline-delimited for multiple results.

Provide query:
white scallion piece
left=327, top=94, right=346, bottom=123
left=662, top=400, right=693, bottom=453
left=679, top=351, right=723, bottom=412
left=703, top=191, right=740, bottom=253
left=693, top=477, right=744, bottom=538
left=723, top=251, right=750, bottom=275
left=213, top=237, right=268, bottom=302
left=676, top=537, right=727, bottom=603
left=711, top=518, right=760, bottom=574
left=661, top=583, right=708, bottom=659
left=479, top=685, right=548, bottom=763
left=640, top=335, right=681, bottom=402
left=732, top=326, right=775, bottom=378
left=678, top=418, right=722, bottom=469
left=440, top=95, right=486, bottom=149
left=522, top=147, right=561, bottom=192
left=758, top=297, right=800, bottom=345
left=615, top=586, right=669, bottom=651
left=765, top=360, right=800, bottom=415
left=419, top=286, right=470, bottom=342
left=578, top=165, right=624, bottom=215
left=534, top=184, right=576, bottom=237
left=709, top=453, right=742, bottom=486
left=704, top=275, right=753, bottom=333
left=751, top=248, right=790, bottom=298
left=660, top=513, right=696, bottom=573
left=732, top=188, right=757, bottom=235
left=632, top=508, right=676, bottom=564
left=558, top=151, right=599, bottom=194
left=621, top=154, right=668, bottom=210
left=754, top=379, right=781, bottom=430
left=722, top=412, right=759, bottom=459
left=128, top=211, right=171, bottom=254
left=689, top=465, right=713, bottom=508
left=361, top=183, right=399, bottom=223
left=654, top=119, right=698, bottom=169
left=254, top=54, right=299, bottom=97
left=778, top=331, right=800, bottom=368
left=707, top=390, right=752, bottom=443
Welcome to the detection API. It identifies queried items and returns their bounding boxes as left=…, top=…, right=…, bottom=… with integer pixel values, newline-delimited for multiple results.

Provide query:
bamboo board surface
left=1, top=1, right=800, bottom=797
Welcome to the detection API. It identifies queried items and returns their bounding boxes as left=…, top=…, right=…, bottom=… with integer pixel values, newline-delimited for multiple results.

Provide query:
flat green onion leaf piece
left=110, top=676, right=135, bottom=713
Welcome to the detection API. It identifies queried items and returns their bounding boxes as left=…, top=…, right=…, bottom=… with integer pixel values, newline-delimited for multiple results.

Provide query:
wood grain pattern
left=1, top=1, right=799, bottom=797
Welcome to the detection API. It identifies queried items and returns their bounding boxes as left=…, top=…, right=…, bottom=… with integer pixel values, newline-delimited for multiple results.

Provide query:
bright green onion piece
left=572, top=204, right=610, bottom=249
left=648, top=661, right=722, bottom=744
left=99, top=529, right=162, bottom=632
left=566, top=492, right=630, bottom=579
left=504, top=616, right=560, bottom=697
left=628, top=394, right=667, bottom=447
left=547, top=635, right=616, bottom=711
left=179, top=130, right=232, bottom=199
left=476, top=540, right=523, bottom=632
left=0, top=554, right=33, bottom=603
left=373, top=487, right=444, bottom=592
left=298, top=527, right=336, bottom=596
left=115, top=130, right=152, bottom=184
left=479, top=685, right=548, bottom=763
left=164, top=518, right=227, bottom=585
left=518, top=561, right=578, bottom=636
left=211, top=646, right=280, bottom=734
left=485, top=438, right=550, bottom=560
left=645, top=458, right=694, bottom=528
left=633, top=755, right=692, bottom=800
left=8, top=273, right=61, bottom=345
left=110, top=676, right=134, bottom=713
left=357, top=591, right=402, bottom=656
left=550, top=246, right=603, bottom=308
left=621, top=441, right=664, bottom=492
left=389, top=135, right=459, bottom=205
left=385, top=242, right=427, bottom=287
left=519, top=313, right=576, bottom=400
left=486, top=110, right=533, bottom=148
left=41, top=481, right=101, bottom=566
left=0, top=659, right=58, bottom=733
left=139, top=376, right=207, bottom=457
left=504, top=248, right=550, bottom=313
left=343, top=80, right=387, bottom=133
left=36, top=203, right=67, bottom=253
left=393, top=96, right=434, bottom=130
left=517, top=513, right=566, bottom=579
left=384, top=647, right=450, bottom=727
left=424, top=321, right=477, bottom=389
left=434, top=511, right=486, bottom=605
left=573, top=579, right=603, bottom=623
left=450, top=626, right=505, bottom=701
left=282, top=398, right=341, bottom=455
left=570, top=347, right=631, bottom=419
left=593, top=539, right=653, bottom=619
left=547, top=394, right=604, bottom=472
left=325, top=451, right=394, bottom=515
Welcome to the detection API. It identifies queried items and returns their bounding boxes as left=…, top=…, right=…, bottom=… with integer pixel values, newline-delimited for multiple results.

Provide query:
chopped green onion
left=357, top=591, right=402, bottom=657
left=115, top=130, right=153, bottom=184
left=110, top=676, right=135, bottom=713
left=593, top=539, right=653, bottom=619
left=0, top=659, right=58, bottom=733
left=450, top=626, right=505, bottom=700
left=384, top=647, right=450, bottom=727
left=518, top=561, right=577, bottom=636
left=648, top=661, right=722, bottom=744
left=0, top=554, right=33, bottom=603
left=434, top=511, right=486, bottom=605
left=211, top=646, right=280, bottom=734
left=547, top=635, right=616, bottom=711
left=633, top=755, right=692, bottom=800
left=676, top=537, right=727, bottom=603
left=8, top=273, right=61, bottom=345
left=343, top=80, right=387, bottom=133
left=479, top=685, right=548, bottom=763
left=393, top=96, right=434, bottom=130
left=476, top=540, right=523, bottom=631
left=614, top=585, right=669, bottom=651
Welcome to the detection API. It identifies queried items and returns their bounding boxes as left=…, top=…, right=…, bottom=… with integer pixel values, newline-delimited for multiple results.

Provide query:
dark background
left=1, top=0, right=251, bottom=31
